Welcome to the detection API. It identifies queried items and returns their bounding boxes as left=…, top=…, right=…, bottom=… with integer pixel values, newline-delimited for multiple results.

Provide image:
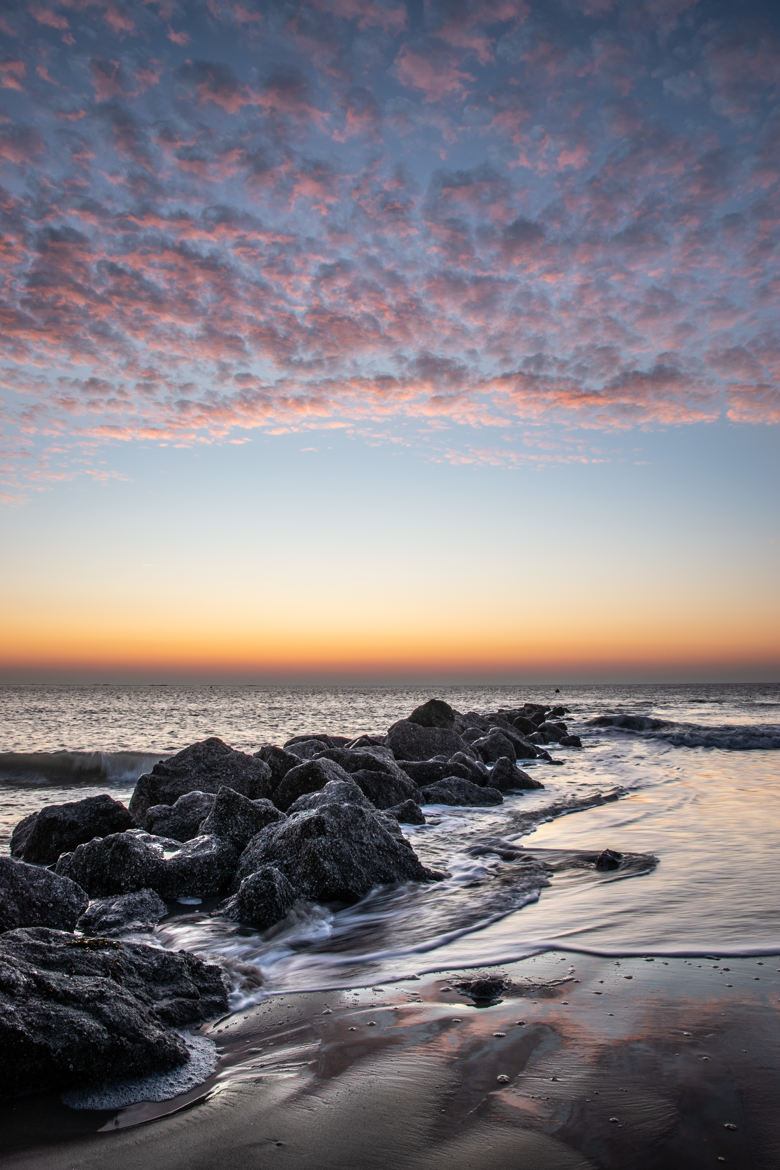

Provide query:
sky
left=0, top=0, right=778, bottom=683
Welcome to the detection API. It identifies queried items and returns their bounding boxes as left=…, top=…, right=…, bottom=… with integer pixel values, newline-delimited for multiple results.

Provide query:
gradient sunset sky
left=1, top=0, right=778, bottom=682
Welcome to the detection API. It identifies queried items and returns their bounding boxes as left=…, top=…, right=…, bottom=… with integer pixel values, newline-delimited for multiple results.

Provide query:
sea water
left=1, top=682, right=779, bottom=999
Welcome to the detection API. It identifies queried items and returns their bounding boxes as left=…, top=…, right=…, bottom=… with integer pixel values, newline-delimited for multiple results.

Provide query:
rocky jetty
left=2, top=697, right=581, bottom=1102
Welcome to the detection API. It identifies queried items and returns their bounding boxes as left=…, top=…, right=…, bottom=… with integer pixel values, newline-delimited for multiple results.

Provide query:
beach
left=3, top=951, right=779, bottom=1169
left=1, top=683, right=779, bottom=1167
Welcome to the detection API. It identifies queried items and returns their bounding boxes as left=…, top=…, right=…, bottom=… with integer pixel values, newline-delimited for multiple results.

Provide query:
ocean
left=2, top=682, right=779, bottom=1002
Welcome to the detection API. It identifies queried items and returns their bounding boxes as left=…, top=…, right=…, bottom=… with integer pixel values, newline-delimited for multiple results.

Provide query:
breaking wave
left=588, top=715, right=780, bottom=751
left=0, top=749, right=165, bottom=787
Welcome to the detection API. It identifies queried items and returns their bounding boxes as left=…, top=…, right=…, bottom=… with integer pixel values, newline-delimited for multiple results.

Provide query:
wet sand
left=3, top=952, right=780, bottom=1170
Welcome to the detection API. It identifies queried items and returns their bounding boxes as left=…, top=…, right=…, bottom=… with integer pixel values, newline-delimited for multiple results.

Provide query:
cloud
left=0, top=0, right=777, bottom=502
left=0, top=60, right=26, bottom=91
left=395, top=46, right=475, bottom=102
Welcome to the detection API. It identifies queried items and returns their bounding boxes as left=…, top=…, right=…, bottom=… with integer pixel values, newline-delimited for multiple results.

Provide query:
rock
left=460, top=725, right=487, bottom=743
left=471, top=729, right=518, bottom=764
left=595, top=848, right=624, bottom=871
left=319, top=745, right=411, bottom=784
left=420, top=778, right=503, bottom=807
left=10, top=795, right=135, bottom=866
left=519, top=704, right=549, bottom=725
left=55, top=830, right=237, bottom=900
left=407, top=698, right=458, bottom=728
left=273, top=757, right=353, bottom=812
left=539, top=720, right=568, bottom=740
left=449, top=751, right=491, bottom=783
left=222, top=865, right=298, bottom=929
left=399, top=758, right=477, bottom=785
left=0, top=856, right=88, bottom=933
left=284, top=733, right=351, bottom=752
left=254, top=745, right=302, bottom=787
left=287, top=778, right=373, bottom=814
left=387, top=799, right=425, bottom=825
left=283, top=737, right=330, bottom=760
left=55, top=831, right=165, bottom=897
left=0, top=926, right=227, bottom=1099
left=198, top=786, right=284, bottom=851
left=349, top=768, right=420, bottom=810
left=78, top=889, right=167, bottom=936
left=459, top=712, right=492, bottom=733
left=237, top=802, right=435, bottom=904
left=509, top=714, right=539, bottom=736
left=156, top=835, right=238, bottom=900
left=386, top=719, right=469, bottom=762
left=145, top=791, right=216, bottom=840
left=560, top=733, right=582, bottom=748
left=455, top=975, right=507, bottom=1004
left=129, top=738, right=273, bottom=823
left=346, top=734, right=386, bottom=749
left=489, top=757, right=544, bottom=792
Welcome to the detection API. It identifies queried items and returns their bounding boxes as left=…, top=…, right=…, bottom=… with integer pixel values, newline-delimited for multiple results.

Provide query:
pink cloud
left=0, top=60, right=26, bottom=91
left=29, top=5, right=70, bottom=31
left=102, top=4, right=135, bottom=36
left=395, top=46, right=474, bottom=103
left=726, top=385, right=780, bottom=424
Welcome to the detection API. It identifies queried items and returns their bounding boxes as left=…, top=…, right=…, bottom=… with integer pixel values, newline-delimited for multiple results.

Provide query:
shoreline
left=4, top=951, right=780, bottom=1169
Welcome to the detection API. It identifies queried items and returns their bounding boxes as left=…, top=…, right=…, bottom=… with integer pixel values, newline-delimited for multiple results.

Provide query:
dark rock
left=595, top=848, right=624, bottom=871
left=0, top=856, right=88, bottom=933
left=489, top=757, right=544, bottom=792
left=471, top=728, right=518, bottom=764
left=284, top=733, right=351, bottom=752
left=485, top=718, right=541, bottom=759
left=509, top=714, right=539, bottom=736
left=78, top=889, right=167, bottom=936
left=129, top=737, right=273, bottom=824
left=254, top=744, right=302, bottom=787
left=156, top=835, right=238, bottom=900
left=520, top=704, right=549, bottom=725
left=386, top=799, right=425, bottom=825
left=273, top=757, right=352, bottom=812
left=346, top=734, right=386, bottom=749
left=198, top=786, right=283, bottom=851
left=0, top=926, right=227, bottom=1099
left=237, top=802, right=435, bottom=904
left=460, top=725, right=487, bottom=743
left=10, top=795, right=134, bottom=866
left=386, top=719, right=469, bottom=762
left=288, top=778, right=373, bottom=814
left=449, top=751, right=491, bottom=783
left=222, top=865, right=298, bottom=930
left=55, top=830, right=236, bottom=900
left=320, top=744, right=411, bottom=783
left=145, top=791, right=216, bottom=840
left=560, top=733, right=582, bottom=748
left=407, top=698, right=458, bottom=728
left=55, top=831, right=165, bottom=897
left=350, top=768, right=420, bottom=810
left=538, top=720, right=568, bottom=740
left=459, top=712, right=491, bottom=733
left=399, top=758, right=476, bottom=785
left=455, top=975, right=507, bottom=1005
left=283, top=737, right=330, bottom=760
left=550, top=706, right=568, bottom=718
left=420, top=779, right=503, bottom=807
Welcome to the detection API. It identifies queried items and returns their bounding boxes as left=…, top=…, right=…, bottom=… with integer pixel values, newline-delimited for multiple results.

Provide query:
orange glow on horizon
left=2, top=602, right=778, bottom=680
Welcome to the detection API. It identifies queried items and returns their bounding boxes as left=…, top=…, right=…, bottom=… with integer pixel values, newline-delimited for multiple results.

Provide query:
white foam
left=62, top=1031, right=218, bottom=1111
